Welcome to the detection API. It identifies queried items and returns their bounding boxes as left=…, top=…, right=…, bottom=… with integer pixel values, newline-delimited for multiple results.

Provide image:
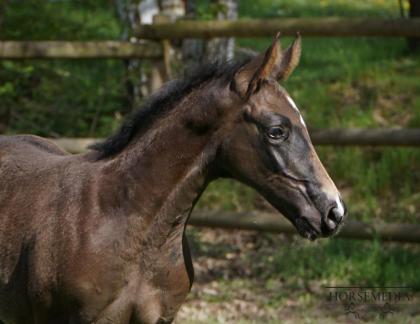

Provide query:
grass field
left=176, top=228, right=420, bottom=323
left=1, top=0, right=419, bottom=322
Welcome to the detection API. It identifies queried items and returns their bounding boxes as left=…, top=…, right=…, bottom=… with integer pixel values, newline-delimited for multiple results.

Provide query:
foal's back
left=0, top=134, right=68, bottom=157
left=0, top=134, right=70, bottom=184
left=0, top=135, right=72, bottom=196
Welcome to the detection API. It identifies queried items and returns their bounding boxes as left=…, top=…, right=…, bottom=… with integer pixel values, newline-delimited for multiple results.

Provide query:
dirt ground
left=175, top=228, right=420, bottom=324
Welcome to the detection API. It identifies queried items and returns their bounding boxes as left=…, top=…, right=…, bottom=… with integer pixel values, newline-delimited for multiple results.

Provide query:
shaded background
left=0, top=0, right=419, bottom=322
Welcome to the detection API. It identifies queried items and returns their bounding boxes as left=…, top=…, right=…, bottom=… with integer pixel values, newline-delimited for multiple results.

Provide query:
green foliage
left=196, top=179, right=257, bottom=211
left=0, top=0, right=125, bottom=137
left=195, top=1, right=228, bottom=20
left=0, top=59, right=126, bottom=137
left=239, top=0, right=403, bottom=18
left=0, top=0, right=120, bottom=40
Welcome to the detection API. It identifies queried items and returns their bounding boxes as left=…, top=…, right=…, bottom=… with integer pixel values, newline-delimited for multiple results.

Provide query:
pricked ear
left=274, top=34, right=302, bottom=81
left=232, top=32, right=282, bottom=99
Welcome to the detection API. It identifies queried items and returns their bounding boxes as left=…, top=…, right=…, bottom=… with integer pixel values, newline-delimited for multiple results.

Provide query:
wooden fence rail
left=309, top=128, right=420, bottom=146
left=0, top=41, right=162, bottom=59
left=51, top=128, right=420, bottom=153
left=1, top=18, right=420, bottom=60
left=190, top=210, right=420, bottom=243
left=137, top=17, right=420, bottom=39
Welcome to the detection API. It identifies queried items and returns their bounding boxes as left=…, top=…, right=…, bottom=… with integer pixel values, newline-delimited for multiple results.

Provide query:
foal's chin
left=293, top=216, right=343, bottom=241
left=293, top=216, right=322, bottom=241
left=268, top=201, right=325, bottom=241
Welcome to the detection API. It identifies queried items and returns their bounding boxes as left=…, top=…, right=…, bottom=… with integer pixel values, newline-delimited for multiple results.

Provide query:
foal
left=0, top=34, right=346, bottom=323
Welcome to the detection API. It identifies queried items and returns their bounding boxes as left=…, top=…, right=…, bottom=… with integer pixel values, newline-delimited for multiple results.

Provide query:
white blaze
left=285, top=94, right=306, bottom=128
left=334, top=194, right=345, bottom=216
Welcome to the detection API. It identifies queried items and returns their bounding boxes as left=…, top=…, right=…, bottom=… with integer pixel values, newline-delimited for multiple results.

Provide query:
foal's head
left=215, top=34, right=346, bottom=240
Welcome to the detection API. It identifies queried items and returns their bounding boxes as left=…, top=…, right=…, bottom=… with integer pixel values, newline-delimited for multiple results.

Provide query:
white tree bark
left=182, top=0, right=238, bottom=68
left=158, top=0, right=185, bottom=21
left=114, top=0, right=185, bottom=105
left=205, top=0, right=238, bottom=62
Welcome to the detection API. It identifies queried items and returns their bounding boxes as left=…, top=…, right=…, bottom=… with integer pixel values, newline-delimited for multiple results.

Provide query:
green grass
left=270, top=239, right=420, bottom=288
left=189, top=228, right=420, bottom=292
left=181, top=228, right=420, bottom=323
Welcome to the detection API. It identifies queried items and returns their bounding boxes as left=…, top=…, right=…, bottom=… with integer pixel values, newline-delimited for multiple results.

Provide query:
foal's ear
left=231, top=33, right=302, bottom=99
left=232, top=32, right=282, bottom=99
left=274, top=34, right=302, bottom=81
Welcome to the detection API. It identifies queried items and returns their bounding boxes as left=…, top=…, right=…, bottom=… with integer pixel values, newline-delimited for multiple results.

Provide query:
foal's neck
left=103, top=86, right=221, bottom=246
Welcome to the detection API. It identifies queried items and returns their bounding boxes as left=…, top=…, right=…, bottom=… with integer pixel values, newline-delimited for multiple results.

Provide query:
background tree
left=115, top=0, right=153, bottom=112
left=409, top=0, right=420, bottom=51
left=115, top=0, right=185, bottom=111
left=182, top=0, right=238, bottom=72
left=204, top=0, right=238, bottom=62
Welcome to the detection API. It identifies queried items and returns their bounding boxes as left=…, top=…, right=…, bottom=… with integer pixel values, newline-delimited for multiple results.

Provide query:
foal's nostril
left=321, top=198, right=346, bottom=236
left=328, top=207, right=344, bottom=224
left=323, top=207, right=343, bottom=232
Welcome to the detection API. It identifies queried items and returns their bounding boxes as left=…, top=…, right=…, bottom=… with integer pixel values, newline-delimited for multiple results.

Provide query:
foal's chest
left=76, top=238, right=192, bottom=324
left=89, top=262, right=190, bottom=323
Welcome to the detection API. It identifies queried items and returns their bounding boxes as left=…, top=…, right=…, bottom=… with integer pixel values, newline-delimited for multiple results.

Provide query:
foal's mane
left=91, top=59, right=250, bottom=159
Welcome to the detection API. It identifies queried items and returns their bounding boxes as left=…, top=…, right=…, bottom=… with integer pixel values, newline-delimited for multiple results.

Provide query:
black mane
left=91, top=59, right=250, bottom=159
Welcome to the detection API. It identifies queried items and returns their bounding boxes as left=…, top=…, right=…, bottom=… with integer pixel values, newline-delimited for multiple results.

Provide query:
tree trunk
left=116, top=0, right=185, bottom=98
left=181, top=0, right=205, bottom=68
left=409, top=0, right=420, bottom=51
left=181, top=0, right=238, bottom=72
left=158, top=0, right=185, bottom=21
left=204, top=0, right=238, bottom=62
left=146, top=1, right=185, bottom=92
left=115, top=0, right=159, bottom=112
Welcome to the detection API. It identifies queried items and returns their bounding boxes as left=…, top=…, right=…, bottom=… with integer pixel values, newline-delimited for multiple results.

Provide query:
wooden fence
left=136, top=17, right=420, bottom=39
left=0, top=41, right=162, bottom=59
left=50, top=128, right=420, bottom=154
left=1, top=18, right=420, bottom=59
left=190, top=210, right=420, bottom=243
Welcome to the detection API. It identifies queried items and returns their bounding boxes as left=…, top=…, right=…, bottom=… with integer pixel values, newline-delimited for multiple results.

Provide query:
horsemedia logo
left=324, top=286, right=416, bottom=320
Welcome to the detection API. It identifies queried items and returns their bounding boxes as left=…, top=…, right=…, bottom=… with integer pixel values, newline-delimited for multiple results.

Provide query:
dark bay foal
left=0, top=34, right=346, bottom=323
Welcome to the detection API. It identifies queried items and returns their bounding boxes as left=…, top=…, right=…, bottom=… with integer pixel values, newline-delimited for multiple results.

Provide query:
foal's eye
left=266, top=126, right=288, bottom=141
